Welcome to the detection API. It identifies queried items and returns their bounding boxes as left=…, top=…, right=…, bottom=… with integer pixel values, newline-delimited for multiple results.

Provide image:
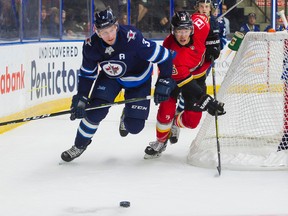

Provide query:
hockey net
left=188, top=31, right=288, bottom=170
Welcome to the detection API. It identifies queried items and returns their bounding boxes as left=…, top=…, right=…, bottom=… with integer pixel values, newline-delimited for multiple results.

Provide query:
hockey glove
left=70, top=94, right=89, bottom=120
left=154, top=77, right=176, bottom=105
left=205, top=35, right=221, bottom=62
left=198, top=94, right=226, bottom=116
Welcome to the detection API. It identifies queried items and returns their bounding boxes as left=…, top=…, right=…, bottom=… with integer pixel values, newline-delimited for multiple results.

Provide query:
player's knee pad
left=125, top=117, right=145, bottom=134
left=157, top=97, right=177, bottom=124
left=86, top=99, right=110, bottom=123
left=181, top=110, right=202, bottom=129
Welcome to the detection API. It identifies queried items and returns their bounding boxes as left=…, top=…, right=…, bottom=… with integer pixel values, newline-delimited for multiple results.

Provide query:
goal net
left=188, top=31, right=288, bottom=170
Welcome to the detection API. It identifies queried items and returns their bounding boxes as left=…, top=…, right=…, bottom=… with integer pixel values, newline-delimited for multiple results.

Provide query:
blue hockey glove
left=154, top=77, right=176, bottom=105
left=70, top=94, right=89, bottom=120
left=198, top=94, right=226, bottom=116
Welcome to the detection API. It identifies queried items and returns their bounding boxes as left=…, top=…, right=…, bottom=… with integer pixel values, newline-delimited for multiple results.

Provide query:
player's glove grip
left=154, top=77, right=176, bottom=105
left=205, top=34, right=221, bottom=62
left=198, top=94, right=226, bottom=116
left=70, top=94, right=89, bottom=120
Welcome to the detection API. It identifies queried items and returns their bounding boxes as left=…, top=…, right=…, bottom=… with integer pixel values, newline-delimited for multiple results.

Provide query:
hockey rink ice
left=1, top=103, right=288, bottom=216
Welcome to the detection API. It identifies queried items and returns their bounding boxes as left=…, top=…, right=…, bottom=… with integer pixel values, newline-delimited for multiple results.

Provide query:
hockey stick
left=278, top=10, right=288, bottom=29
left=0, top=96, right=153, bottom=126
left=211, top=57, right=221, bottom=176
left=216, top=0, right=244, bottom=21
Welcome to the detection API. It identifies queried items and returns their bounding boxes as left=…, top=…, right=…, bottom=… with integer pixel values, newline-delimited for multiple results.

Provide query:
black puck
left=119, top=201, right=130, bottom=207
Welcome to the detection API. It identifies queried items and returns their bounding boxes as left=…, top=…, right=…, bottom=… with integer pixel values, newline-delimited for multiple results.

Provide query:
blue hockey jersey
left=78, top=25, right=173, bottom=96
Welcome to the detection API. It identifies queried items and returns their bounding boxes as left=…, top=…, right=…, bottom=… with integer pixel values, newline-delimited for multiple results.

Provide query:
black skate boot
left=119, top=108, right=129, bottom=137
left=61, top=141, right=91, bottom=162
left=144, top=140, right=168, bottom=159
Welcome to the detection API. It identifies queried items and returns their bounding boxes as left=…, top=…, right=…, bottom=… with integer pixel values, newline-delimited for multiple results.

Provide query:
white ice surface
left=1, top=103, right=288, bottom=216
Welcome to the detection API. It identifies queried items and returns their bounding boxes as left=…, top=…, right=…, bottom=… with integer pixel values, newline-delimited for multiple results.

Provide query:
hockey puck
left=119, top=201, right=130, bottom=208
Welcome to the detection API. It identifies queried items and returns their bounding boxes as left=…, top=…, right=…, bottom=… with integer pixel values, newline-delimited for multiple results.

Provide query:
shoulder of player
left=191, top=13, right=209, bottom=24
left=82, top=34, right=102, bottom=58
left=191, top=13, right=210, bottom=31
left=83, top=33, right=99, bottom=48
left=191, top=13, right=210, bottom=35
left=117, top=25, right=144, bottom=43
left=163, top=34, right=174, bottom=48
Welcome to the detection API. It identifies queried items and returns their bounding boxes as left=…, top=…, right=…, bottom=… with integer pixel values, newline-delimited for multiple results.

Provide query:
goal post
left=187, top=31, right=288, bottom=170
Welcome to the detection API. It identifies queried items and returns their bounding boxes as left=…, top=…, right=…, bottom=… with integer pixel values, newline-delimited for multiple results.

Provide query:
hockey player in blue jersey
left=61, top=7, right=175, bottom=162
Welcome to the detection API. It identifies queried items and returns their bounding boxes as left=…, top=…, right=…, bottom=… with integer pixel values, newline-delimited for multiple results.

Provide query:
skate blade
left=144, top=153, right=162, bottom=159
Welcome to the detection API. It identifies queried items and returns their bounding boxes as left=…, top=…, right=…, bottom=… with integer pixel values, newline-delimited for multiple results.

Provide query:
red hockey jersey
left=163, top=13, right=210, bottom=82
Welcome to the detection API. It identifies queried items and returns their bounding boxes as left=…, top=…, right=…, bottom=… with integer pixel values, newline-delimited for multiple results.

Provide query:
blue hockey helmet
left=171, top=11, right=193, bottom=35
left=94, top=7, right=117, bottom=29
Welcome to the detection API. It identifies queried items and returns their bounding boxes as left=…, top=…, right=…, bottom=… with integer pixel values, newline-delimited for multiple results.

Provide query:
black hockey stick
left=0, top=95, right=153, bottom=126
left=211, top=57, right=222, bottom=176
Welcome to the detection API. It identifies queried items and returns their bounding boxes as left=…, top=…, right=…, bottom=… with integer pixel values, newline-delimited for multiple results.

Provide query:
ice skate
left=119, top=108, right=129, bottom=137
left=61, top=145, right=88, bottom=162
left=169, top=123, right=180, bottom=144
left=144, top=140, right=167, bottom=159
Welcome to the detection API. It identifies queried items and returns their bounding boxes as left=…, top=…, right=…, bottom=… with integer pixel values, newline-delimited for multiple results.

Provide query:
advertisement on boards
left=0, top=42, right=82, bottom=117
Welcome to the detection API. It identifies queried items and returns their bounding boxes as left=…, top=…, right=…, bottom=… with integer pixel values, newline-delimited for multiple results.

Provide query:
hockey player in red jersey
left=144, top=11, right=225, bottom=159
left=169, top=0, right=224, bottom=144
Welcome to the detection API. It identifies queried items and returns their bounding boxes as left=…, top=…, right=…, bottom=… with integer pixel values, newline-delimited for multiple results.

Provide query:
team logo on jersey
left=105, top=46, right=115, bottom=55
left=100, top=60, right=127, bottom=78
left=172, top=65, right=178, bottom=75
left=127, top=30, right=136, bottom=42
left=85, top=37, right=92, bottom=46
left=194, top=18, right=205, bottom=30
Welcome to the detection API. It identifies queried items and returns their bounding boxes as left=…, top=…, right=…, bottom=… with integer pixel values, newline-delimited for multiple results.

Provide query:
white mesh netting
left=188, top=31, right=288, bottom=170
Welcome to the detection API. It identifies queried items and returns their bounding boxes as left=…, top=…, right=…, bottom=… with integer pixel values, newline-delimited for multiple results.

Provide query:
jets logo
left=100, top=60, right=127, bottom=78
left=127, top=30, right=136, bottom=42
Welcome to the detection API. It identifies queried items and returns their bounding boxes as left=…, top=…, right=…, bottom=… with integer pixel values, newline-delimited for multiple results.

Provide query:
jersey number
left=142, top=38, right=150, bottom=47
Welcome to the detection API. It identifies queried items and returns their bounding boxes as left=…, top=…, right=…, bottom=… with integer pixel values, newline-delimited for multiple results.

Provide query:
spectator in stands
left=222, top=4, right=230, bottom=35
left=135, top=0, right=150, bottom=31
left=264, top=15, right=286, bottom=32
left=63, top=8, right=82, bottom=38
left=239, top=12, right=260, bottom=33
left=0, top=0, right=19, bottom=38
left=119, top=12, right=128, bottom=25
left=134, top=0, right=169, bottom=33
left=48, top=7, right=66, bottom=38
left=41, top=5, right=49, bottom=36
